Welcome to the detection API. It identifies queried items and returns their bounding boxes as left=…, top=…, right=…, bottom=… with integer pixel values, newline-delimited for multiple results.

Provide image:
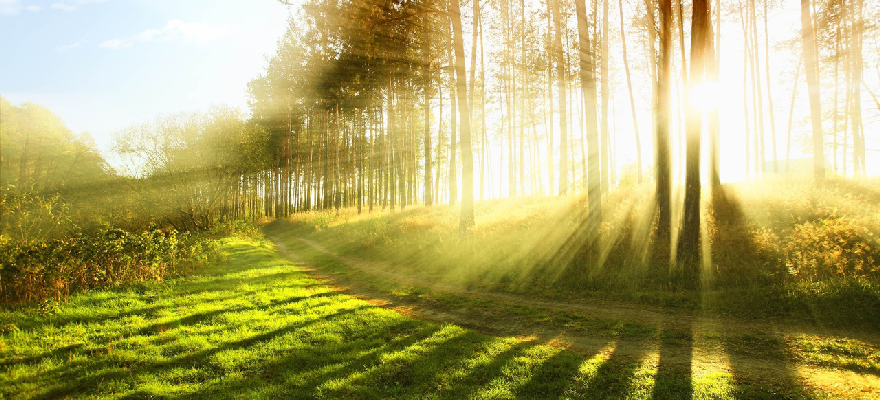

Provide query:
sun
left=689, top=81, right=721, bottom=113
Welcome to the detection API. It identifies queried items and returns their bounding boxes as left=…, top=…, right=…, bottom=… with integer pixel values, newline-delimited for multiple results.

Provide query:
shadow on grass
left=437, top=341, right=533, bottom=399
left=721, top=330, right=811, bottom=399
left=172, top=322, right=445, bottom=399
left=710, top=187, right=816, bottom=399
left=582, top=340, right=652, bottom=399
left=29, top=303, right=370, bottom=399
left=653, top=319, right=693, bottom=400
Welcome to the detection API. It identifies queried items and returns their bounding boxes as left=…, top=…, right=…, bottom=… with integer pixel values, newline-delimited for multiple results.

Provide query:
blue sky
left=1, top=0, right=293, bottom=154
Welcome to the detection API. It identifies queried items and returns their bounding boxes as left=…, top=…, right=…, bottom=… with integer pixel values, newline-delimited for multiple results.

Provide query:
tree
left=575, top=0, right=602, bottom=240
left=709, top=0, right=720, bottom=189
left=600, top=0, right=611, bottom=193
left=0, top=98, right=111, bottom=194
left=656, top=0, right=673, bottom=264
left=619, top=0, right=642, bottom=183
left=800, top=0, right=825, bottom=181
left=552, top=0, right=568, bottom=195
left=423, top=13, right=434, bottom=207
left=848, top=0, right=866, bottom=177
left=448, top=0, right=475, bottom=232
left=677, top=0, right=712, bottom=273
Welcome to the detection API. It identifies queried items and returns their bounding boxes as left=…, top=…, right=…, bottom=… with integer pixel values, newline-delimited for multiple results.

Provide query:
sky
left=1, top=0, right=293, bottom=155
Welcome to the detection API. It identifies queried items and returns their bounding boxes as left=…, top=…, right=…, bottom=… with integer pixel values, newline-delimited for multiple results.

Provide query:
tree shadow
left=134, top=291, right=341, bottom=336
left=515, top=344, right=593, bottom=398
left=29, top=304, right=370, bottom=399
left=652, top=319, right=693, bottom=400
left=171, top=322, right=445, bottom=399
left=721, top=330, right=812, bottom=399
left=581, top=339, right=652, bottom=399
left=437, top=341, right=533, bottom=400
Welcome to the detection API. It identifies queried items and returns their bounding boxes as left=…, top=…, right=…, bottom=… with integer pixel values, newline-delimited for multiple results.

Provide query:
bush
left=208, top=220, right=263, bottom=239
left=0, top=228, right=221, bottom=305
left=785, top=218, right=880, bottom=282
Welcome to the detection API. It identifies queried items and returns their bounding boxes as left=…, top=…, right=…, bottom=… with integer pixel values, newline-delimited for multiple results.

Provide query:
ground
left=2, top=234, right=879, bottom=399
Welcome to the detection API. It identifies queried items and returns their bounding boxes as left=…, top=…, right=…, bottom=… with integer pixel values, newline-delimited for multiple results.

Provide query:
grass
left=4, top=237, right=865, bottom=399
left=267, top=178, right=880, bottom=329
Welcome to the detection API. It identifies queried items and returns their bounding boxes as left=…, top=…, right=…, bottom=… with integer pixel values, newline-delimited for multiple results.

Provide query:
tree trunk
left=552, top=0, right=568, bottom=195
left=656, top=0, right=672, bottom=265
left=424, top=15, right=434, bottom=207
left=448, top=7, right=458, bottom=205
left=709, top=0, right=721, bottom=189
left=600, top=0, right=611, bottom=193
left=762, top=0, right=778, bottom=173
left=520, top=0, right=526, bottom=195
left=575, top=0, right=602, bottom=240
left=800, top=0, right=824, bottom=181
left=546, top=0, right=555, bottom=195
left=619, top=0, right=642, bottom=182
left=480, top=17, right=488, bottom=199
left=678, top=0, right=711, bottom=274
left=449, top=0, right=474, bottom=232
left=848, top=0, right=865, bottom=177
left=786, top=56, right=803, bottom=173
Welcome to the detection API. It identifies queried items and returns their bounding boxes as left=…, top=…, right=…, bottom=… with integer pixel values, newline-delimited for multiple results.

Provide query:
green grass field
left=3, top=236, right=879, bottom=399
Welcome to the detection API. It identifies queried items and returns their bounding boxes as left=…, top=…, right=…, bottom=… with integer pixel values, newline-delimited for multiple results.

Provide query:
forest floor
left=2, top=233, right=879, bottom=399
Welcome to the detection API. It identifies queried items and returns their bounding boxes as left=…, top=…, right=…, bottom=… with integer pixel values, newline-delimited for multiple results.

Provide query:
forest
left=2, top=0, right=880, bottom=398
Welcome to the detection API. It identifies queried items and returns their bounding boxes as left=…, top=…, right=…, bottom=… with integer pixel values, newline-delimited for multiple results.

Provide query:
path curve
left=268, top=234, right=880, bottom=399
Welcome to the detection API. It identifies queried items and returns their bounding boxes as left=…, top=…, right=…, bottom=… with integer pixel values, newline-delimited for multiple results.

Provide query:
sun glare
left=689, top=81, right=720, bottom=113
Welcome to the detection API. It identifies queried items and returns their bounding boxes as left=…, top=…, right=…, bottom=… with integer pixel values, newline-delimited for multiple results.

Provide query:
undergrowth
left=0, top=228, right=222, bottom=305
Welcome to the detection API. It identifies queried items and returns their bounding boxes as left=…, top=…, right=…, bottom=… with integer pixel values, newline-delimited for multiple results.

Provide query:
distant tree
left=552, top=0, right=568, bottom=195
left=619, top=0, right=642, bottom=183
left=575, top=0, right=602, bottom=241
left=0, top=97, right=111, bottom=194
left=800, top=0, right=825, bottom=181
left=448, top=0, right=474, bottom=232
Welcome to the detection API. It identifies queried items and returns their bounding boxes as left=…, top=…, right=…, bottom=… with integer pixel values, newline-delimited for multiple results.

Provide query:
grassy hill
left=266, top=178, right=880, bottom=330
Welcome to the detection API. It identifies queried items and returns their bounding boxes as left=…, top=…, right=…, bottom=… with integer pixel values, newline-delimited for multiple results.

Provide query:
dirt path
left=269, top=234, right=880, bottom=399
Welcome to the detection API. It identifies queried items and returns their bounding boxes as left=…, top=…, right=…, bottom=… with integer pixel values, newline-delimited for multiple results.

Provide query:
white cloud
left=0, top=0, right=23, bottom=15
left=99, top=38, right=131, bottom=50
left=1, top=0, right=103, bottom=16
left=50, top=2, right=75, bottom=11
left=50, top=0, right=108, bottom=12
left=100, top=20, right=234, bottom=50
left=57, top=39, right=84, bottom=52
left=140, top=20, right=232, bottom=45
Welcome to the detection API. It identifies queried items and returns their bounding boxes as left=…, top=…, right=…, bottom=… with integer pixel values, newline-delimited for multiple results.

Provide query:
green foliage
left=208, top=220, right=264, bottom=239
left=0, top=190, right=70, bottom=243
left=0, top=228, right=221, bottom=305
left=112, top=108, right=269, bottom=231
left=0, top=97, right=112, bottom=193
left=709, top=178, right=880, bottom=286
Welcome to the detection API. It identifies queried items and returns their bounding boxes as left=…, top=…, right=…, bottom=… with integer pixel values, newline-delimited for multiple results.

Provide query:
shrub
left=784, top=218, right=880, bottom=282
left=0, top=228, right=221, bottom=305
left=208, top=220, right=263, bottom=239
